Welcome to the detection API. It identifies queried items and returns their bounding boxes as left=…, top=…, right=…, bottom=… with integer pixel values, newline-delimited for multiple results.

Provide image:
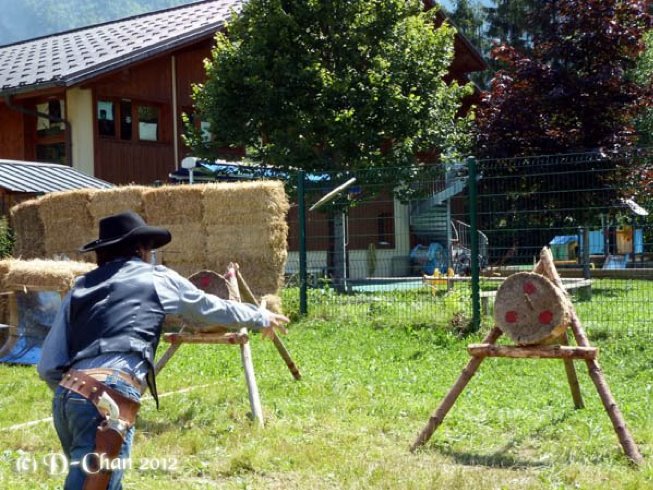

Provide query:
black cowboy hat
left=79, top=211, right=171, bottom=253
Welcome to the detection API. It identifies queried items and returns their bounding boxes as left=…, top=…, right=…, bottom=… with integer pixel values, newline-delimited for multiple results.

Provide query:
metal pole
left=467, top=156, right=480, bottom=331
left=333, top=211, right=348, bottom=292
left=298, top=171, right=308, bottom=315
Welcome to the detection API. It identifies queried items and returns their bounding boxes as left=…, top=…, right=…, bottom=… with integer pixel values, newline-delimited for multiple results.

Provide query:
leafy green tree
left=484, top=0, right=550, bottom=54
left=188, top=0, right=474, bottom=196
left=0, top=217, right=13, bottom=258
left=447, top=0, right=485, bottom=47
left=626, top=31, right=653, bottom=216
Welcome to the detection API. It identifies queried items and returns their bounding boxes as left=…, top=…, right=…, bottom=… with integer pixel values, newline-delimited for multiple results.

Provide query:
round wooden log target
left=494, top=272, right=570, bottom=345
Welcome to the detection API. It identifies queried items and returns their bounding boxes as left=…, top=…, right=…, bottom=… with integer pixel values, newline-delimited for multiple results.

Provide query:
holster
left=59, top=370, right=140, bottom=490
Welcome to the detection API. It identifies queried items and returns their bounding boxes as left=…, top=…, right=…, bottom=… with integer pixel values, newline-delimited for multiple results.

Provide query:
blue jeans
left=52, top=373, right=141, bottom=490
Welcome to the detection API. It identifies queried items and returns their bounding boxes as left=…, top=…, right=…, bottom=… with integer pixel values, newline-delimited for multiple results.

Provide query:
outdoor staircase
left=410, top=171, right=488, bottom=265
left=410, top=204, right=450, bottom=243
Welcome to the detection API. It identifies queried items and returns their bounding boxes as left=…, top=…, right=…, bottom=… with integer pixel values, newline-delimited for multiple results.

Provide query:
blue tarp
left=410, top=242, right=447, bottom=275
left=0, top=291, right=61, bottom=366
left=169, top=161, right=331, bottom=184
left=549, top=235, right=577, bottom=245
left=603, top=255, right=629, bottom=270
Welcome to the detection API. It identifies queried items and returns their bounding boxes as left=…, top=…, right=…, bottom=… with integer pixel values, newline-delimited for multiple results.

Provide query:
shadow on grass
left=422, top=411, right=575, bottom=469
left=437, top=447, right=547, bottom=469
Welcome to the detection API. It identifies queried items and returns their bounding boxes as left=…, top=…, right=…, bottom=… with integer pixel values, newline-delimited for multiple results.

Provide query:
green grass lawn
left=0, top=282, right=652, bottom=489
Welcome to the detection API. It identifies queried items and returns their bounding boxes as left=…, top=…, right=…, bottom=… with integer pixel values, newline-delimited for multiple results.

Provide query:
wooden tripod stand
left=410, top=249, right=643, bottom=465
left=155, top=263, right=301, bottom=427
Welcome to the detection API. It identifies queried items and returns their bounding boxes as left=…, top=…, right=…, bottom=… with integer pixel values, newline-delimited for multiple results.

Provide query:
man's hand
left=261, top=311, right=290, bottom=340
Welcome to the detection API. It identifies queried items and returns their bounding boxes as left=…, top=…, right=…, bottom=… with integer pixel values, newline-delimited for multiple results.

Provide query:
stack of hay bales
left=143, top=185, right=205, bottom=278
left=8, top=181, right=289, bottom=298
left=203, top=181, right=289, bottom=298
left=87, top=186, right=149, bottom=228
left=10, top=199, right=45, bottom=259
left=37, top=190, right=96, bottom=263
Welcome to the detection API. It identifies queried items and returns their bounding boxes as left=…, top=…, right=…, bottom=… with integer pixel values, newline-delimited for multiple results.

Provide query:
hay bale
left=143, top=185, right=204, bottom=225
left=261, top=294, right=283, bottom=314
left=205, top=222, right=288, bottom=255
left=202, top=181, right=289, bottom=226
left=494, top=272, right=570, bottom=345
left=87, top=186, right=149, bottom=221
left=10, top=199, right=45, bottom=259
left=0, top=260, right=11, bottom=287
left=38, top=190, right=95, bottom=261
left=202, top=181, right=289, bottom=296
left=9, top=180, right=289, bottom=296
left=209, top=254, right=286, bottom=298
left=2, top=259, right=96, bottom=291
left=160, top=223, right=205, bottom=264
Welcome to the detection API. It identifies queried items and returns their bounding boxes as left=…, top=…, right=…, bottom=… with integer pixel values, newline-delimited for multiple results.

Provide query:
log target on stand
left=411, top=247, right=643, bottom=465
left=494, top=272, right=569, bottom=345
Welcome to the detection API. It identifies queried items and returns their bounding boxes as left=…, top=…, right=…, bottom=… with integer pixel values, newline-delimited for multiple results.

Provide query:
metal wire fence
left=287, top=148, right=653, bottom=336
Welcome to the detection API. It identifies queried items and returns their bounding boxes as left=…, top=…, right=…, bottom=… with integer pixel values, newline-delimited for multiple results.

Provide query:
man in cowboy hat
left=37, top=211, right=289, bottom=490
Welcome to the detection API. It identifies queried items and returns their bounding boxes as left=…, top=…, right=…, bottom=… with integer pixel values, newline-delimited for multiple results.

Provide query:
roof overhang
left=0, top=24, right=225, bottom=98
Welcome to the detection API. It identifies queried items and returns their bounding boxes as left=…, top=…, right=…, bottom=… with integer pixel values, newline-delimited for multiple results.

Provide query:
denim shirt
left=37, top=260, right=270, bottom=391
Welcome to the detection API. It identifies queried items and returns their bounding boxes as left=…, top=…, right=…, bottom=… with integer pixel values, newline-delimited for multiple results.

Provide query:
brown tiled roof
left=0, top=0, right=242, bottom=96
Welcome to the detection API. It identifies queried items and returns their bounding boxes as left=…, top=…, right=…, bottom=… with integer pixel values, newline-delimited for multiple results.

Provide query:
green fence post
left=468, top=156, right=481, bottom=331
left=298, top=170, right=308, bottom=316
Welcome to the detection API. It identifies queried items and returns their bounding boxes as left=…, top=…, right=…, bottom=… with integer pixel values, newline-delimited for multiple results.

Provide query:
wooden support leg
left=154, top=343, right=182, bottom=376
left=583, top=355, right=642, bottom=465
left=538, top=248, right=643, bottom=465
left=271, top=335, right=302, bottom=380
left=410, top=326, right=503, bottom=452
left=236, top=269, right=302, bottom=380
left=569, top=316, right=643, bottom=465
left=560, top=332, right=584, bottom=409
left=240, top=327, right=264, bottom=427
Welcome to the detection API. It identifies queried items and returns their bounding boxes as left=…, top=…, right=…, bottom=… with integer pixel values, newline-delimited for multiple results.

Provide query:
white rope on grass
left=0, top=382, right=219, bottom=432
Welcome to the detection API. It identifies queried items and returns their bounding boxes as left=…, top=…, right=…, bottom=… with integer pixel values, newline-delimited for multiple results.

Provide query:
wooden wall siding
left=287, top=196, right=395, bottom=252
left=0, top=104, right=26, bottom=160
left=92, top=55, right=176, bottom=184
left=287, top=205, right=331, bottom=252
left=348, top=195, right=395, bottom=250
left=174, top=43, right=212, bottom=108
left=93, top=56, right=172, bottom=102
left=173, top=44, right=212, bottom=159
left=94, top=139, right=174, bottom=185
left=1, top=191, right=38, bottom=217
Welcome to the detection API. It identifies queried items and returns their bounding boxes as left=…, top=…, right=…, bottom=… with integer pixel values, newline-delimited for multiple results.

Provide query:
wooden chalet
left=0, top=0, right=485, bottom=187
left=0, top=0, right=244, bottom=185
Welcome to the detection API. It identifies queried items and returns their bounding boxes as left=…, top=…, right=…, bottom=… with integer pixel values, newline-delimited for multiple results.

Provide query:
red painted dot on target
left=505, top=311, right=518, bottom=323
left=523, top=282, right=537, bottom=295
left=538, top=310, right=554, bottom=324
left=200, top=276, right=211, bottom=287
